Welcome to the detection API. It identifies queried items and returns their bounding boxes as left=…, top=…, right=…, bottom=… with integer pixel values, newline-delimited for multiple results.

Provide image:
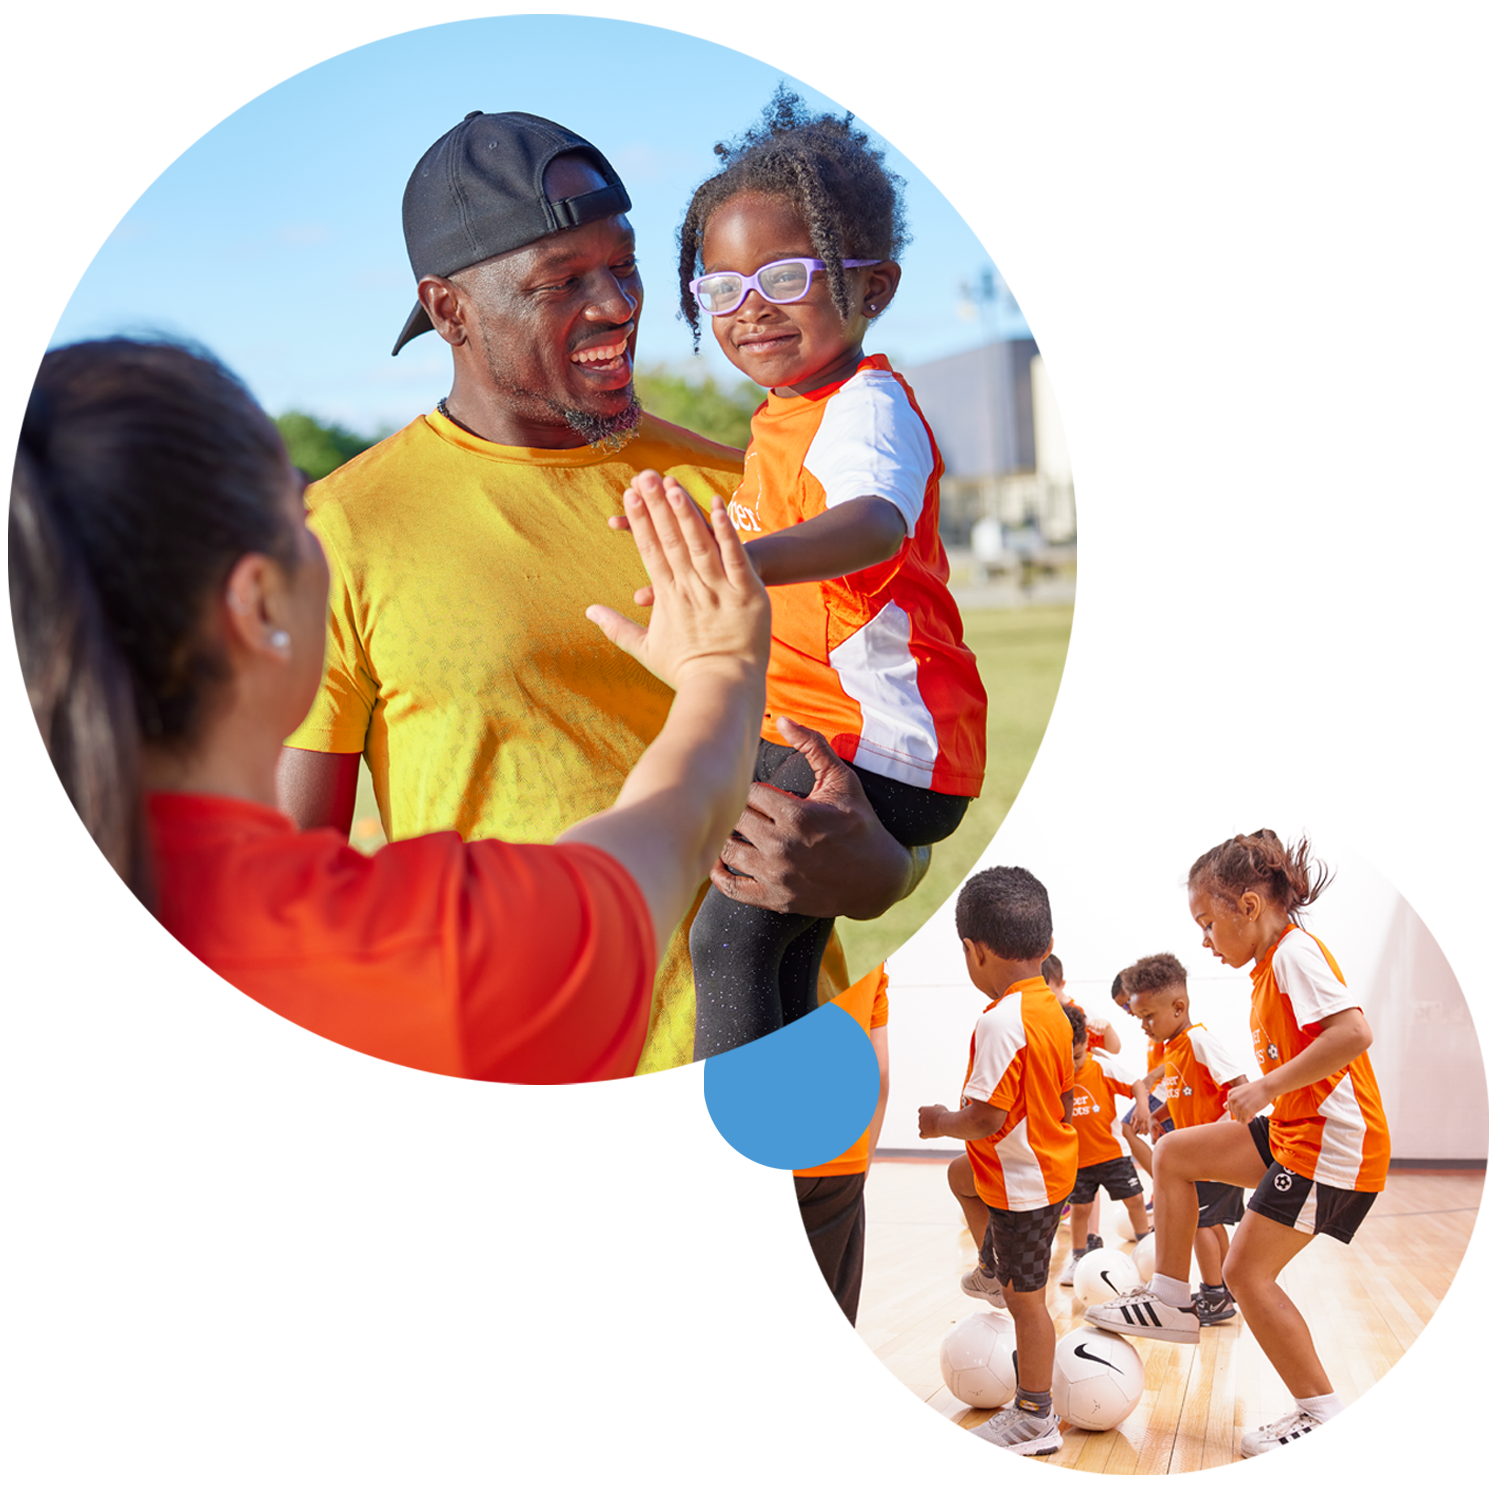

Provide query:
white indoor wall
left=1362, top=780, right=1488, bottom=1164
left=882, top=840, right=1486, bottom=1161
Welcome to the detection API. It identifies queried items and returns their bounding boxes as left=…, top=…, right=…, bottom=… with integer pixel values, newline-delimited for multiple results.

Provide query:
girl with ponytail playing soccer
left=1085, top=830, right=1391, bottom=1458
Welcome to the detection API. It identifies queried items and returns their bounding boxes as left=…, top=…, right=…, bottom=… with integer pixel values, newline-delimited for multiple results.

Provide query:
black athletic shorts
left=1246, top=1116, right=1379, bottom=1244
left=794, top=1173, right=866, bottom=1326
left=1068, top=1155, right=1144, bottom=1206
left=1194, top=1178, right=1246, bottom=1228
left=980, top=1198, right=1070, bottom=1294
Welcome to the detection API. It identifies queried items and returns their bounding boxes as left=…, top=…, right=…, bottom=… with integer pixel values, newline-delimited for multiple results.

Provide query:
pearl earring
left=269, top=630, right=291, bottom=650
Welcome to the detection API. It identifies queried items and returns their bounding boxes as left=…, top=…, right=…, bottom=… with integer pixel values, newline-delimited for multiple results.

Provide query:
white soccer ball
left=1052, top=1326, right=1146, bottom=1431
left=939, top=1312, right=1018, bottom=1410
left=1133, top=1232, right=1156, bottom=1282
left=1073, top=1247, right=1141, bottom=1307
left=1111, top=1199, right=1140, bottom=1241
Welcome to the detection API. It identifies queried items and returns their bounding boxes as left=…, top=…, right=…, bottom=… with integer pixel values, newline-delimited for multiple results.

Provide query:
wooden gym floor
left=857, top=1159, right=1483, bottom=1472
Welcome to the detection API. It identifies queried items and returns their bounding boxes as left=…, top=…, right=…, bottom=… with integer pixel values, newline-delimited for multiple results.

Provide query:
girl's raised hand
left=587, top=470, right=769, bottom=691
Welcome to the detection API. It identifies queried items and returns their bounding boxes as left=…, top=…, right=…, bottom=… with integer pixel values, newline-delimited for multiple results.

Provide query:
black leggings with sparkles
left=690, top=739, right=969, bottom=1060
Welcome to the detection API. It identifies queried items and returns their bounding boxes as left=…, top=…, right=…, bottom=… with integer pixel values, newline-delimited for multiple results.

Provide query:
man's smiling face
left=444, top=155, right=644, bottom=447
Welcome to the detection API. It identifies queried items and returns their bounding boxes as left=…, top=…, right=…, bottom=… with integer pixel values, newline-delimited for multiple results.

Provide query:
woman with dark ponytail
left=10, top=338, right=771, bottom=1084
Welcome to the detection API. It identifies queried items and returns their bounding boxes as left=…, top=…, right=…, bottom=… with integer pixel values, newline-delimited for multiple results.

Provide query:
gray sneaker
left=973, top=1404, right=1062, bottom=1456
left=960, top=1263, right=1008, bottom=1309
left=1194, top=1287, right=1238, bottom=1326
left=1240, top=1408, right=1323, bottom=1457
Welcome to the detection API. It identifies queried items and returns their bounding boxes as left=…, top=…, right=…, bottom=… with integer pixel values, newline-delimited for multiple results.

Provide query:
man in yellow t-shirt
left=278, top=111, right=916, bottom=1072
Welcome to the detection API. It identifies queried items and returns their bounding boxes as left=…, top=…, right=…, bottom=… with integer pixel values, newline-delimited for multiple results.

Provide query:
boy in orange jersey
left=1045, top=957, right=1121, bottom=1251
left=1059, top=1006, right=1150, bottom=1286
left=1127, top=953, right=1249, bottom=1326
left=1043, top=954, right=1121, bottom=1055
left=917, top=867, right=1076, bottom=1457
left=1111, top=968, right=1164, bottom=1182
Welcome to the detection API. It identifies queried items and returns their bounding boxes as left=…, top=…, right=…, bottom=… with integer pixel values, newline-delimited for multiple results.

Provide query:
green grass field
left=349, top=604, right=1075, bottom=980
left=834, top=604, right=1073, bottom=981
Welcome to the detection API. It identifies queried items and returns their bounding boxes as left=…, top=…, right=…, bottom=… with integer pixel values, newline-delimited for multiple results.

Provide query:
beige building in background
left=905, top=337, right=1077, bottom=557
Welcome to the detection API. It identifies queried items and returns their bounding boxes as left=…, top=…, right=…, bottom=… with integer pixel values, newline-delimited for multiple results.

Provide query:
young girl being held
left=631, top=88, right=987, bottom=1060
left=1086, top=830, right=1391, bottom=1459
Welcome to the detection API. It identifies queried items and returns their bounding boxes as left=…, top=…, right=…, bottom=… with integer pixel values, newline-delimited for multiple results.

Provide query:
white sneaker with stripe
left=1242, top=1404, right=1374, bottom=1464
left=1083, top=1287, right=1200, bottom=1343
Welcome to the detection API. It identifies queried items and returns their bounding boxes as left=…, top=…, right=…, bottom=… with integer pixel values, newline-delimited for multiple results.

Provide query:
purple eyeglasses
left=689, top=257, right=881, bottom=315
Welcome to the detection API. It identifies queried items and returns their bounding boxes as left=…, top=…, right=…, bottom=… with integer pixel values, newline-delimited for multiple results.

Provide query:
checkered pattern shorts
left=980, top=1198, right=1070, bottom=1294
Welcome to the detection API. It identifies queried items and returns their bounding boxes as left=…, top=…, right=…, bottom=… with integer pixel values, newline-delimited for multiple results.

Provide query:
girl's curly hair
left=677, top=84, right=909, bottom=350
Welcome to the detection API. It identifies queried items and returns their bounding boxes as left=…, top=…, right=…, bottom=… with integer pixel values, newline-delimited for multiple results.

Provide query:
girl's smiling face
left=699, top=191, right=897, bottom=396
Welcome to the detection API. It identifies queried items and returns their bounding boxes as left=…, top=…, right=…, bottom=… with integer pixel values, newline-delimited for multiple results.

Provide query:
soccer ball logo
left=1274, top=1171, right=1293, bottom=1192
left=1052, top=1329, right=1146, bottom=1431
left=1267, top=1044, right=1280, bottom=1061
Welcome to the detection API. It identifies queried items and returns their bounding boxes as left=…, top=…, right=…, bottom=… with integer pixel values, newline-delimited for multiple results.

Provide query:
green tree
left=275, top=411, right=381, bottom=480
left=634, top=367, right=763, bottom=451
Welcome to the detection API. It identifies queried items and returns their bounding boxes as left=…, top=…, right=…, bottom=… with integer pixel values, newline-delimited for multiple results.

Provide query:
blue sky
left=51, top=14, right=1031, bottom=434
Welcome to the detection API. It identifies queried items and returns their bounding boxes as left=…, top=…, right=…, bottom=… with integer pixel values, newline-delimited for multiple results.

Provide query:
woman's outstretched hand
left=589, top=470, right=769, bottom=690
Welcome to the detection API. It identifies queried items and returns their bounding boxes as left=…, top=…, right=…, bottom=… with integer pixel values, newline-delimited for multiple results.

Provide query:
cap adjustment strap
left=550, top=183, right=631, bottom=230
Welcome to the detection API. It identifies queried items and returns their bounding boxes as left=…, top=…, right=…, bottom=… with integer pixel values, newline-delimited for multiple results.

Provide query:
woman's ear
left=222, top=553, right=292, bottom=660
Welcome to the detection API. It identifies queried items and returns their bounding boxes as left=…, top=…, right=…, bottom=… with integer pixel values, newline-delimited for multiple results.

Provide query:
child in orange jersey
left=1124, top=953, right=1249, bottom=1324
left=1043, top=954, right=1121, bottom=1054
left=1112, top=968, right=1166, bottom=1183
left=1087, top=832, right=1391, bottom=1459
left=1059, top=1005, right=1150, bottom=1286
left=1045, top=955, right=1122, bottom=1250
left=917, top=867, right=1076, bottom=1457
left=639, top=88, right=985, bottom=1060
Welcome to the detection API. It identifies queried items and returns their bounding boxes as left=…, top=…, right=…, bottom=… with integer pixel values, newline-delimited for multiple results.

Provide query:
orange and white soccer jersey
left=1161, top=1023, right=1244, bottom=1129
left=961, top=976, right=1078, bottom=1210
left=1071, top=1051, right=1136, bottom=1169
left=1250, top=925, right=1391, bottom=1191
left=729, top=354, right=986, bottom=796
left=795, top=966, right=890, bottom=1179
left=1061, top=994, right=1112, bottom=1052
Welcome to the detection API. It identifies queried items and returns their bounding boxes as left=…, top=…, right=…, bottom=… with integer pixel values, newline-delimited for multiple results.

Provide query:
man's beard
left=558, top=389, right=642, bottom=451
left=480, top=334, right=642, bottom=451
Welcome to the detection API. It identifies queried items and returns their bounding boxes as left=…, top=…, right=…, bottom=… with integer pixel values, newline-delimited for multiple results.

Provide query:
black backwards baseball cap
left=391, top=111, right=632, bottom=356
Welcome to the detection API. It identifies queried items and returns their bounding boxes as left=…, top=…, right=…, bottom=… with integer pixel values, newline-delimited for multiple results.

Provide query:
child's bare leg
left=1222, top=1212, right=1331, bottom=1398
left=1087, top=1197, right=1101, bottom=1238
left=1070, top=1202, right=1092, bottom=1253
left=1125, top=1193, right=1151, bottom=1239
left=786, top=1368, right=834, bottom=1470
left=1148, top=1122, right=1263, bottom=1284
left=1194, top=1226, right=1226, bottom=1285
left=1001, top=1283, right=1057, bottom=1394
left=947, top=1154, right=990, bottom=1252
